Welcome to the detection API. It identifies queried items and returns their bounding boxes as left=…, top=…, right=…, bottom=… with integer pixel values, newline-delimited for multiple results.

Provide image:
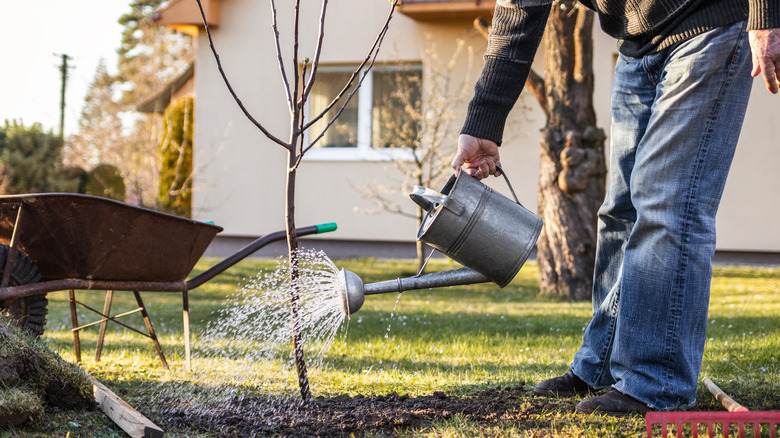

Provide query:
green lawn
left=7, top=258, right=780, bottom=437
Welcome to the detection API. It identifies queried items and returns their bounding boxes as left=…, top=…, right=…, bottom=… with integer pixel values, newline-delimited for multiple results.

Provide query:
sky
left=0, top=1, right=131, bottom=137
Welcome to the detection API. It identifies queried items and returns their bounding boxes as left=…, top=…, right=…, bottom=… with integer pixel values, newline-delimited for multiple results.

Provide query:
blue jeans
left=569, top=22, right=753, bottom=411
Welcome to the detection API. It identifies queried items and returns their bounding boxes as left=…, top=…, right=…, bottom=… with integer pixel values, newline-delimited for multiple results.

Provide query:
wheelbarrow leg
left=183, top=290, right=191, bottom=372
left=68, top=289, right=81, bottom=362
left=95, top=290, right=113, bottom=362
left=2, top=206, right=23, bottom=288
left=132, top=291, right=168, bottom=370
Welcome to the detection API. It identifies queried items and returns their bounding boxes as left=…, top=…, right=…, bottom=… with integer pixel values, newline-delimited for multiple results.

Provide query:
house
left=153, top=0, right=780, bottom=262
left=137, top=62, right=195, bottom=114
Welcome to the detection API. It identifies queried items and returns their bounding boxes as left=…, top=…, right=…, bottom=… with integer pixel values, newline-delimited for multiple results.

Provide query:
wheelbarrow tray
left=0, top=193, right=223, bottom=282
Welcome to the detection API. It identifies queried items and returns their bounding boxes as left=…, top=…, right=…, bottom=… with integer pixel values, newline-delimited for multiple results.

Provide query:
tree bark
left=536, top=2, right=606, bottom=300
left=286, top=147, right=311, bottom=404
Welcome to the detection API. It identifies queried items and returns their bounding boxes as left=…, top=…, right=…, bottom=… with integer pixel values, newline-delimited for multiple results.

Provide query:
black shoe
left=575, top=389, right=652, bottom=417
left=533, top=370, right=595, bottom=397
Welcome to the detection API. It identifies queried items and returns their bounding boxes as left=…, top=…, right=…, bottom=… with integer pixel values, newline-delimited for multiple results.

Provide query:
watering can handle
left=409, top=186, right=465, bottom=216
left=411, top=166, right=518, bottom=214
left=496, top=165, right=522, bottom=205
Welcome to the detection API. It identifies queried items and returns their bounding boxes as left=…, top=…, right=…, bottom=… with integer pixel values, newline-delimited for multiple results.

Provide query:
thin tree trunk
left=536, top=2, right=606, bottom=300
left=194, top=0, right=401, bottom=403
left=286, top=147, right=310, bottom=404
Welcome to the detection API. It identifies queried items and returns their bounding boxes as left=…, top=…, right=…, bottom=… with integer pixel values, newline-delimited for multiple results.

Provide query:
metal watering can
left=340, top=168, right=543, bottom=315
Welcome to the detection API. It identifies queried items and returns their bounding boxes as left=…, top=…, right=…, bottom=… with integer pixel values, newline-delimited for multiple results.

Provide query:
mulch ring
left=161, top=385, right=559, bottom=437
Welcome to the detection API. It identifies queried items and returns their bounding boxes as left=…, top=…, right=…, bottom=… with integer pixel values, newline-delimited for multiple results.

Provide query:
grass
left=4, top=258, right=779, bottom=437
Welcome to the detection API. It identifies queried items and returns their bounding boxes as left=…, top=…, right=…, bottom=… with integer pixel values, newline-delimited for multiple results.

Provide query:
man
left=451, top=0, right=780, bottom=416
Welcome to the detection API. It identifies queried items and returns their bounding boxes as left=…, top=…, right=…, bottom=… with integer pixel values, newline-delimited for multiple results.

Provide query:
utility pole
left=56, top=53, right=73, bottom=140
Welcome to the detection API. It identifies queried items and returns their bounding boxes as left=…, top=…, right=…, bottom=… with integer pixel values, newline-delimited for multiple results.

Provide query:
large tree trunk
left=536, top=3, right=606, bottom=300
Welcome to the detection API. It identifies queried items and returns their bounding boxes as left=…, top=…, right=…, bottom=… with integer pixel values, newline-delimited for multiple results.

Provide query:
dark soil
left=155, top=380, right=780, bottom=437
left=160, top=384, right=557, bottom=437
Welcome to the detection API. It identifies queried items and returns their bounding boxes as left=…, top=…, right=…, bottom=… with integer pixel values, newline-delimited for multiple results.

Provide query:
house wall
left=192, top=0, right=780, bottom=254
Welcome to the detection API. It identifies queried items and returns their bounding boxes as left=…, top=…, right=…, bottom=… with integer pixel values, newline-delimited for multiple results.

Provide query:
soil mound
left=162, top=385, right=544, bottom=437
left=0, top=316, right=95, bottom=428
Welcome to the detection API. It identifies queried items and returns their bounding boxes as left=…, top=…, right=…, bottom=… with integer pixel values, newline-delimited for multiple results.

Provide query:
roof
left=151, top=0, right=222, bottom=36
left=136, top=62, right=195, bottom=114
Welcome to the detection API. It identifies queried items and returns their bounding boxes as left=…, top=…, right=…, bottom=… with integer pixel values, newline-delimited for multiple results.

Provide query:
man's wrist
left=747, top=0, right=780, bottom=30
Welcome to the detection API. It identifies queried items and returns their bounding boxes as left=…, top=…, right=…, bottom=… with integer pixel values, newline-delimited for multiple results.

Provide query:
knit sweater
left=461, top=0, right=780, bottom=145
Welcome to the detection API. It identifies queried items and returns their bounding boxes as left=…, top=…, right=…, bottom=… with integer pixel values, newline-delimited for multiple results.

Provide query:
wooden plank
left=88, top=375, right=164, bottom=438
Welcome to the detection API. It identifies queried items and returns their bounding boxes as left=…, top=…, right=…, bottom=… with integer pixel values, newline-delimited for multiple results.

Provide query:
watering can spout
left=339, top=267, right=490, bottom=316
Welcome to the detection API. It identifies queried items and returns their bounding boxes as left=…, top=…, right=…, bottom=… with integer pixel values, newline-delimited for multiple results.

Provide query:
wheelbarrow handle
left=186, top=223, right=337, bottom=290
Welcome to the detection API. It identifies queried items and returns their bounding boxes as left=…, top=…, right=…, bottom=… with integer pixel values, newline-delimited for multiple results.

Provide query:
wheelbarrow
left=0, top=193, right=336, bottom=370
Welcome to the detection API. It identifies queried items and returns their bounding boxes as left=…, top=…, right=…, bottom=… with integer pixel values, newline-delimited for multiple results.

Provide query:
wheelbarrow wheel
left=0, top=244, right=47, bottom=337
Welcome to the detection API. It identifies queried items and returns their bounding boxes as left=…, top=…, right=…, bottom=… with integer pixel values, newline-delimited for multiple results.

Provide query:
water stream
left=384, top=292, right=404, bottom=340
left=150, top=249, right=351, bottom=425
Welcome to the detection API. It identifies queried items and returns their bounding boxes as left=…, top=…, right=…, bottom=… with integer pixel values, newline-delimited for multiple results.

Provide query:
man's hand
left=749, top=28, right=780, bottom=94
left=451, top=134, right=502, bottom=180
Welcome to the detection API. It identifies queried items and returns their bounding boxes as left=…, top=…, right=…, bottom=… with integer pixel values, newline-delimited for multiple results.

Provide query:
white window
left=305, top=64, right=422, bottom=161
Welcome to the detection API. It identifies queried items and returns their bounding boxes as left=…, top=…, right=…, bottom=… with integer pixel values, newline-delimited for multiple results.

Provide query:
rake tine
left=646, top=408, right=780, bottom=437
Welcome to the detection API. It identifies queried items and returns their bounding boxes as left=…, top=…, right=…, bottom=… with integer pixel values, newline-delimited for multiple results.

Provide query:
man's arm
left=459, top=0, right=552, bottom=145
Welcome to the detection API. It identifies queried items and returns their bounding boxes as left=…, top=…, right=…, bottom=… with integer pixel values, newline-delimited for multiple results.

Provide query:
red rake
left=646, top=378, right=780, bottom=438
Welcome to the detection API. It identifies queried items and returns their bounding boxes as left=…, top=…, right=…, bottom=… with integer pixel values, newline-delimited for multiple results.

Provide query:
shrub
left=0, top=121, right=64, bottom=194
left=158, top=95, right=193, bottom=217
left=59, top=166, right=89, bottom=194
left=84, top=163, right=126, bottom=201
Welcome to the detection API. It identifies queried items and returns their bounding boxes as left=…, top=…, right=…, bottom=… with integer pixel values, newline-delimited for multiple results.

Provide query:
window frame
left=303, top=64, right=422, bottom=162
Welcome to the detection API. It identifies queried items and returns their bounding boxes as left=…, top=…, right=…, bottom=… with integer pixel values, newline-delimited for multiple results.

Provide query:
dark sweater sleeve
left=748, top=0, right=780, bottom=29
left=461, top=0, right=552, bottom=145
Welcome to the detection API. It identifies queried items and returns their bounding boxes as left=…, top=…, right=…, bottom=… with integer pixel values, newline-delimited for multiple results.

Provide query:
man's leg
left=568, top=46, right=658, bottom=391
left=533, top=48, right=656, bottom=397
left=576, top=22, right=753, bottom=412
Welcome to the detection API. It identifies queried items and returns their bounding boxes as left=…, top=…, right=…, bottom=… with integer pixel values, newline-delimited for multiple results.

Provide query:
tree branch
left=573, top=4, right=594, bottom=84
left=270, top=0, right=294, bottom=114
left=301, top=0, right=329, bottom=104
left=195, top=0, right=289, bottom=148
left=291, top=0, right=302, bottom=127
left=302, top=0, right=399, bottom=152
left=291, top=63, right=309, bottom=173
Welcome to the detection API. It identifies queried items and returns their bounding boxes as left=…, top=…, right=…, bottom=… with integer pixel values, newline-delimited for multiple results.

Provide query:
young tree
left=64, top=60, right=124, bottom=170
left=68, top=0, right=194, bottom=208
left=116, top=0, right=193, bottom=108
left=352, top=40, right=475, bottom=270
left=196, top=0, right=400, bottom=403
